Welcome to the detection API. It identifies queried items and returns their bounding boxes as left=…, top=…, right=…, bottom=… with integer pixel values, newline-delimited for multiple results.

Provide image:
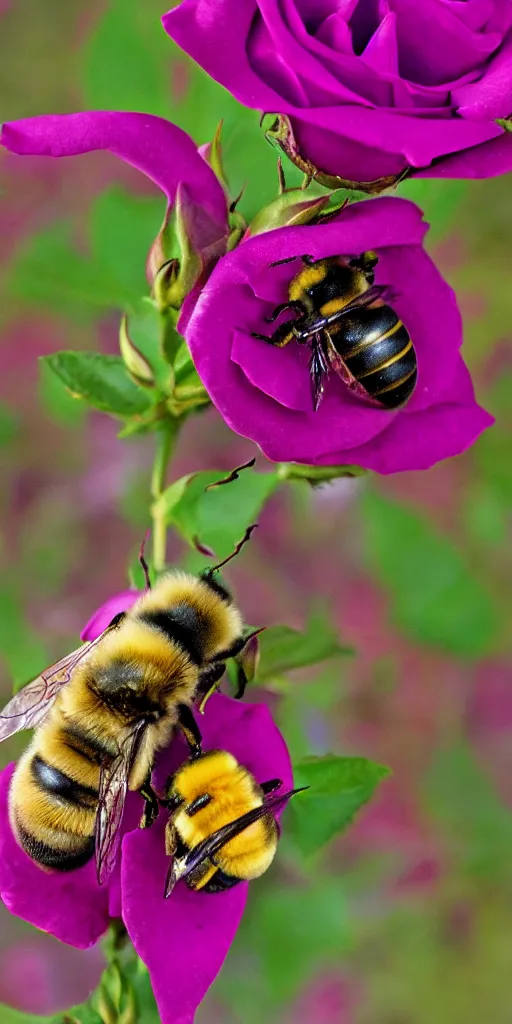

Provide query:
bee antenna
left=139, top=530, right=152, bottom=590
left=209, top=523, right=258, bottom=575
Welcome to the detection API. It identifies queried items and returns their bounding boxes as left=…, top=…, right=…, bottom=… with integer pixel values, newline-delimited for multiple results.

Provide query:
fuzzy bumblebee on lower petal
left=0, top=590, right=295, bottom=1024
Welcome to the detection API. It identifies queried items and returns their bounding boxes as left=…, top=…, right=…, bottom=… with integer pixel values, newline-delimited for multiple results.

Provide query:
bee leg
left=177, top=702, right=203, bottom=758
left=164, top=819, right=178, bottom=857
left=107, top=611, right=126, bottom=629
left=196, top=662, right=227, bottom=714
left=261, top=778, right=282, bottom=795
left=265, top=301, right=306, bottom=324
left=139, top=775, right=160, bottom=829
left=138, top=531, right=152, bottom=590
left=251, top=321, right=296, bottom=347
left=269, top=253, right=315, bottom=267
left=186, top=793, right=213, bottom=817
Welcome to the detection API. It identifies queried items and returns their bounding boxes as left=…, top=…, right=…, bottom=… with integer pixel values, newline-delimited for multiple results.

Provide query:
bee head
left=88, top=621, right=198, bottom=722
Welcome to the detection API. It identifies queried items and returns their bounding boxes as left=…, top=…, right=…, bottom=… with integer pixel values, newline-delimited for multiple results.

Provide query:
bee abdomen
left=334, top=305, right=417, bottom=410
left=200, top=868, right=242, bottom=893
left=15, top=821, right=95, bottom=871
left=31, top=754, right=98, bottom=809
left=61, top=725, right=111, bottom=767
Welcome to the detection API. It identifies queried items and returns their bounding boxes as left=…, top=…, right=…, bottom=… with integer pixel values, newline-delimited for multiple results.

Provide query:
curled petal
left=1, top=112, right=228, bottom=248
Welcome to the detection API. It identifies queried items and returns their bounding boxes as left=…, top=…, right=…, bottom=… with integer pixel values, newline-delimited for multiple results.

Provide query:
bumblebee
left=0, top=530, right=258, bottom=882
left=163, top=749, right=305, bottom=897
left=253, top=252, right=417, bottom=411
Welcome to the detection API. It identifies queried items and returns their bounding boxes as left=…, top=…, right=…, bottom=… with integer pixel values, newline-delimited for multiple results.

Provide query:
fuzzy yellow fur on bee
left=163, top=749, right=305, bottom=897
left=0, top=550, right=257, bottom=883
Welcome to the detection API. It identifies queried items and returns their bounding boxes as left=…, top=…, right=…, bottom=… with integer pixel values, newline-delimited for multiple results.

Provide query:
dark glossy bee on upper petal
left=252, top=252, right=417, bottom=412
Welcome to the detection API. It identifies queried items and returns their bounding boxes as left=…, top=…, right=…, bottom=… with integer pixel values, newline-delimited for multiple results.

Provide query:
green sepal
left=149, top=185, right=204, bottom=311
left=263, top=113, right=406, bottom=194
left=233, top=629, right=262, bottom=692
left=202, top=120, right=229, bottom=192
left=496, top=117, right=512, bottom=133
left=246, top=188, right=330, bottom=237
left=40, top=352, right=152, bottom=418
left=277, top=462, right=368, bottom=485
left=123, top=301, right=175, bottom=389
left=288, top=754, right=390, bottom=857
left=119, top=314, right=156, bottom=388
left=145, top=203, right=174, bottom=291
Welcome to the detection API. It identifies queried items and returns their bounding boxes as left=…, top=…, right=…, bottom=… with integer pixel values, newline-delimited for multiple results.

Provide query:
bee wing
left=325, top=284, right=391, bottom=320
left=95, top=721, right=146, bottom=885
left=309, top=334, right=330, bottom=412
left=165, top=786, right=308, bottom=896
left=0, top=642, right=98, bottom=742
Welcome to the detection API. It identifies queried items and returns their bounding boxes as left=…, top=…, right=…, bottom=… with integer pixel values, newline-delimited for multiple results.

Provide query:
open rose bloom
left=0, top=591, right=293, bottom=1024
left=1, top=112, right=492, bottom=474
left=185, top=197, right=492, bottom=472
left=164, top=0, right=512, bottom=185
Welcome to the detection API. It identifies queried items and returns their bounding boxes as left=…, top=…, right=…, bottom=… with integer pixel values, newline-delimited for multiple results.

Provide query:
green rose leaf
left=89, top=188, right=163, bottom=309
left=288, top=754, right=390, bottom=857
left=155, top=462, right=280, bottom=560
left=6, top=222, right=111, bottom=319
left=7, top=190, right=163, bottom=322
left=258, top=609, right=353, bottom=680
left=0, top=402, right=18, bottom=447
left=83, top=0, right=172, bottom=118
left=425, top=742, right=512, bottom=876
left=361, top=490, right=499, bottom=658
left=0, top=1004, right=103, bottom=1024
left=222, top=878, right=350, bottom=1010
left=41, top=352, right=152, bottom=418
left=0, top=587, right=48, bottom=691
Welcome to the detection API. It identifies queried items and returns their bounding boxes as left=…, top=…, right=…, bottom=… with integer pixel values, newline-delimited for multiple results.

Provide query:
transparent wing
left=296, top=285, right=392, bottom=342
left=321, top=284, right=393, bottom=323
left=309, top=333, right=330, bottom=412
left=165, top=786, right=307, bottom=896
left=0, top=619, right=124, bottom=743
left=95, top=721, right=146, bottom=885
left=0, top=643, right=96, bottom=742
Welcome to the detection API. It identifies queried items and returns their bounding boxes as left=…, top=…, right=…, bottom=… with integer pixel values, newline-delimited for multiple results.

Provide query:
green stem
left=151, top=420, right=178, bottom=574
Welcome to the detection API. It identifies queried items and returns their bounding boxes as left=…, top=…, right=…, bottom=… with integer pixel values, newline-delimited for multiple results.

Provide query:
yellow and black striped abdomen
left=331, top=305, right=417, bottom=409
left=9, top=718, right=109, bottom=871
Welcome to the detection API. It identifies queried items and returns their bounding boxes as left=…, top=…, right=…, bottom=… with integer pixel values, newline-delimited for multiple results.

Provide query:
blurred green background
left=0, top=1, right=511, bottom=1021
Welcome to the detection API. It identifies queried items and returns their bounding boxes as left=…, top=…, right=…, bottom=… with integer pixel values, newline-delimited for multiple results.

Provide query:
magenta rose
left=164, top=0, right=512, bottom=186
left=182, top=197, right=492, bottom=473
left=0, top=590, right=293, bottom=1024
